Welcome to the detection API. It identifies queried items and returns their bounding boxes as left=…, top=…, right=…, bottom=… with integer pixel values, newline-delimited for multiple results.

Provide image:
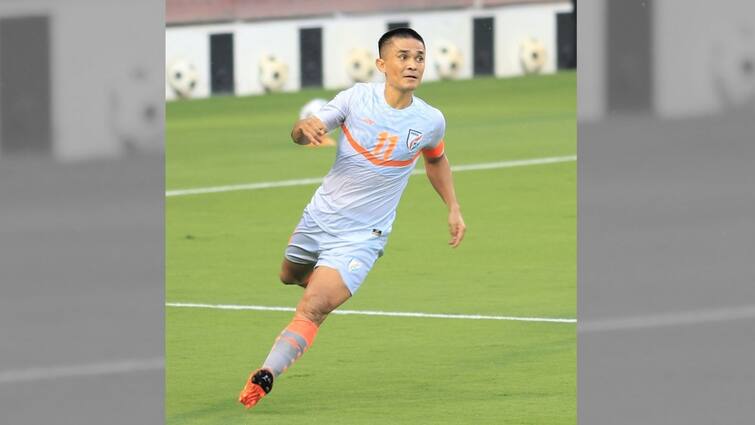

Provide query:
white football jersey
left=308, top=82, right=446, bottom=239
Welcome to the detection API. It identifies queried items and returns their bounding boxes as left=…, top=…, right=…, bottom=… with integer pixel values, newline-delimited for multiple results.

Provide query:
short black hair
left=378, top=28, right=425, bottom=58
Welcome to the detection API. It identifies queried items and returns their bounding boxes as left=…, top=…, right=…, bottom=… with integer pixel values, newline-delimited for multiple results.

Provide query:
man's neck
left=384, top=84, right=413, bottom=109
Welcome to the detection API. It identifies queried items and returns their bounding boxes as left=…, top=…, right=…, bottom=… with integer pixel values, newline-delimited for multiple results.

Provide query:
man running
left=239, top=27, right=466, bottom=409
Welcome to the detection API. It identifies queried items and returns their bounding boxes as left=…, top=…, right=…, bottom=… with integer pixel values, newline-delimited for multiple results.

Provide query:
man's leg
left=239, top=266, right=351, bottom=408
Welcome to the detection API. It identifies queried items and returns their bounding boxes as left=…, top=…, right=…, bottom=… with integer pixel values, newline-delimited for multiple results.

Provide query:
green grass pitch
left=166, top=73, right=575, bottom=424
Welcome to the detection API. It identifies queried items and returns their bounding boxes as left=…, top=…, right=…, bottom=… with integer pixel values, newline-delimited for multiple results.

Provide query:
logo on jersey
left=348, top=259, right=362, bottom=273
left=406, top=129, right=423, bottom=151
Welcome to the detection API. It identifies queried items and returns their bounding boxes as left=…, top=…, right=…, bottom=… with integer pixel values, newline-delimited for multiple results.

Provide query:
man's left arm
left=424, top=154, right=466, bottom=248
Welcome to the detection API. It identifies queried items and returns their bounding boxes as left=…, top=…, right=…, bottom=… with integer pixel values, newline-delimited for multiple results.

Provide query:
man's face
left=376, top=37, right=425, bottom=92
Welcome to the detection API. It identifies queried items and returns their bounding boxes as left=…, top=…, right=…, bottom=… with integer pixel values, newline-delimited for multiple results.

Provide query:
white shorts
left=284, top=210, right=387, bottom=295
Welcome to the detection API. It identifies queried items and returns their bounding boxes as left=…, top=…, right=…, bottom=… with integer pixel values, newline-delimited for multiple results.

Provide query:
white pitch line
left=0, top=357, right=163, bottom=385
left=166, top=302, right=577, bottom=324
left=579, top=305, right=755, bottom=333
left=166, top=155, right=576, bottom=197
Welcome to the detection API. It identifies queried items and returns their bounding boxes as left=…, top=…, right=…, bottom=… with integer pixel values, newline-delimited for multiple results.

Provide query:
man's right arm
left=292, top=85, right=356, bottom=145
left=291, top=116, right=328, bottom=146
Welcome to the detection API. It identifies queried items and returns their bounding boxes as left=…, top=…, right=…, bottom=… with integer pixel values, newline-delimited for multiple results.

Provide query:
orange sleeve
left=422, top=140, right=445, bottom=159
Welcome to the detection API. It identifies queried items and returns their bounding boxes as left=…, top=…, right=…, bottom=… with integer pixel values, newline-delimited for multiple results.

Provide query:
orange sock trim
left=286, top=314, right=319, bottom=347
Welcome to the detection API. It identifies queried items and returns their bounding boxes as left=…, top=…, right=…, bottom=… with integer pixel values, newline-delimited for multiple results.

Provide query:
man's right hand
left=291, top=116, right=328, bottom=146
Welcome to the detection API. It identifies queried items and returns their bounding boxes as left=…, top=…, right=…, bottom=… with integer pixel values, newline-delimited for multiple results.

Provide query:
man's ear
left=375, top=57, right=385, bottom=73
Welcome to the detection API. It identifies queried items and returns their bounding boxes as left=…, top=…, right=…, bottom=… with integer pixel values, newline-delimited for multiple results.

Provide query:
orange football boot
left=238, top=368, right=274, bottom=409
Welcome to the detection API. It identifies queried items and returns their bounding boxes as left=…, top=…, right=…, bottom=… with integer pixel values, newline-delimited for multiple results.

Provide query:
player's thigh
left=282, top=217, right=319, bottom=284
left=317, top=238, right=385, bottom=295
left=279, top=258, right=314, bottom=284
left=296, top=266, right=351, bottom=323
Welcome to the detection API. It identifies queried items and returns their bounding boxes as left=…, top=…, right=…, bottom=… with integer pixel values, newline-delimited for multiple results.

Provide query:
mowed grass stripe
left=165, top=155, right=576, bottom=197
left=167, top=75, right=576, bottom=425
left=165, top=158, right=576, bottom=318
left=166, top=307, right=575, bottom=425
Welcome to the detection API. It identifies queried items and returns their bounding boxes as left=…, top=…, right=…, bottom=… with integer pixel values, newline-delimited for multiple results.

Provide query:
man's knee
left=279, top=262, right=312, bottom=287
left=279, top=270, right=304, bottom=286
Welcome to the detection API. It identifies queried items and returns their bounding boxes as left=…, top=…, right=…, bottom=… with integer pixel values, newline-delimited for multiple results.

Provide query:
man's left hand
left=448, top=208, right=466, bottom=248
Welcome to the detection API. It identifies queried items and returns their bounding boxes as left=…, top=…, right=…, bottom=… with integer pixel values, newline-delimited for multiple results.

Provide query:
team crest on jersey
left=406, top=129, right=423, bottom=151
left=348, top=259, right=362, bottom=273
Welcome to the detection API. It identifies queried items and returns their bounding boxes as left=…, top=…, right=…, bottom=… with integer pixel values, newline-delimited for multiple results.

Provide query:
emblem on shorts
left=371, top=228, right=382, bottom=237
left=406, top=129, right=423, bottom=151
left=348, top=259, right=362, bottom=273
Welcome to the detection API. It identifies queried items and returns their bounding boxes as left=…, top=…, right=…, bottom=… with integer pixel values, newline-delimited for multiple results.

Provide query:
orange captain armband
left=422, top=140, right=445, bottom=160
